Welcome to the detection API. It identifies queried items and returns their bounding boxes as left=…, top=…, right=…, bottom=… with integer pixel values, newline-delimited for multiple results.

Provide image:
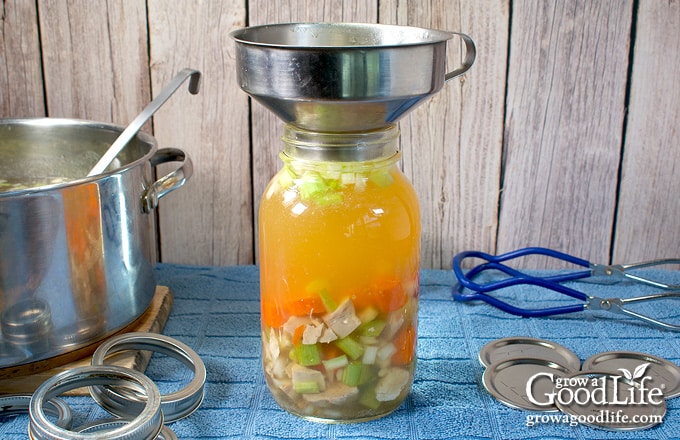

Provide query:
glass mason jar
left=258, top=124, right=421, bottom=423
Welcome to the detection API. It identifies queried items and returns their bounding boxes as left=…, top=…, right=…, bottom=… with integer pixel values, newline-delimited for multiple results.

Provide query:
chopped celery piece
left=334, top=336, right=364, bottom=360
left=376, top=343, right=397, bottom=362
left=315, top=192, right=344, bottom=206
left=362, top=345, right=378, bottom=365
left=369, top=170, right=394, bottom=187
left=278, top=167, right=296, bottom=189
left=292, top=365, right=325, bottom=393
left=298, top=174, right=327, bottom=200
left=319, top=288, right=337, bottom=312
left=297, top=343, right=321, bottom=366
left=342, top=361, right=363, bottom=387
left=305, top=279, right=329, bottom=294
left=359, top=336, right=378, bottom=346
left=358, top=319, right=386, bottom=337
left=296, top=170, right=346, bottom=206
left=359, top=364, right=376, bottom=385
left=359, top=388, right=381, bottom=409
left=294, top=380, right=320, bottom=394
left=358, top=306, right=379, bottom=323
left=340, top=172, right=356, bottom=185
left=322, top=354, right=348, bottom=371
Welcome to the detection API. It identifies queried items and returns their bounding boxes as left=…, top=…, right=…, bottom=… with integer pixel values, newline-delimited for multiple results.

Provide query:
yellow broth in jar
left=259, top=153, right=420, bottom=421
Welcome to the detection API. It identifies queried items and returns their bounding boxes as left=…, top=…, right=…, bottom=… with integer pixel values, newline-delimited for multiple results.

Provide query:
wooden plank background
left=1, top=0, right=678, bottom=270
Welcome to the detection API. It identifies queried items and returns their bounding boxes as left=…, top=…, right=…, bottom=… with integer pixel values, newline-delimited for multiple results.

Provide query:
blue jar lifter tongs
left=452, top=247, right=680, bottom=331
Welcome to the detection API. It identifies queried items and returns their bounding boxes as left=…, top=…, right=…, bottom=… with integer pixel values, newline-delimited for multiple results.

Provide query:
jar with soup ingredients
left=258, top=124, right=421, bottom=422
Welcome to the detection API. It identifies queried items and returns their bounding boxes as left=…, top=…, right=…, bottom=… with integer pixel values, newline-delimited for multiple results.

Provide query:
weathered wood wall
left=1, top=0, right=678, bottom=269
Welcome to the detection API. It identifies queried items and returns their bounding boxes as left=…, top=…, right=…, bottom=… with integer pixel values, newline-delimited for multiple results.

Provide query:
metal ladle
left=87, top=68, right=202, bottom=177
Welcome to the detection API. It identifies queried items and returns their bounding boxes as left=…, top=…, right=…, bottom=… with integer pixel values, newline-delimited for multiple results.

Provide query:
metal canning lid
left=90, top=332, right=206, bottom=423
left=478, top=337, right=581, bottom=371
left=1, top=298, right=53, bottom=345
left=0, top=395, right=72, bottom=429
left=483, top=357, right=572, bottom=411
left=29, top=365, right=163, bottom=440
left=582, top=351, right=680, bottom=399
left=555, top=371, right=667, bottom=431
left=78, top=419, right=178, bottom=440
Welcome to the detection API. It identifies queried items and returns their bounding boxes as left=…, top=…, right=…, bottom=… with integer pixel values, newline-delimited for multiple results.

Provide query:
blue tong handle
left=452, top=247, right=591, bottom=317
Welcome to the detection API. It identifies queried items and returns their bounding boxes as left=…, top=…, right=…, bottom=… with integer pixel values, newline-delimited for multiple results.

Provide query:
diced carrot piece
left=284, top=295, right=326, bottom=316
left=349, top=276, right=410, bottom=314
left=391, top=324, right=416, bottom=366
left=347, top=286, right=372, bottom=311
left=262, top=293, right=327, bottom=329
left=292, top=324, right=305, bottom=346
left=370, top=276, right=408, bottom=313
left=320, top=343, right=345, bottom=360
left=261, top=299, right=288, bottom=328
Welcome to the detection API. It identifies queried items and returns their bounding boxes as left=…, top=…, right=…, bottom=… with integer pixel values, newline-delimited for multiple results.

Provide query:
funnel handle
left=444, top=32, right=476, bottom=81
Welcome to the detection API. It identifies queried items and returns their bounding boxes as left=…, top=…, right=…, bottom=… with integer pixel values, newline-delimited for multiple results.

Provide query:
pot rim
left=0, top=117, right=158, bottom=198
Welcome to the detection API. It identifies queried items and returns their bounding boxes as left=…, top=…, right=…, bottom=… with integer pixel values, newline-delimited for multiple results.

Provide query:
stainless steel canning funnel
left=230, top=22, right=476, bottom=132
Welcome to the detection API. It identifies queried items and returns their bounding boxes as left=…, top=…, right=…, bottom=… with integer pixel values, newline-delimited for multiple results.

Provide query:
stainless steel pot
left=0, top=118, right=192, bottom=369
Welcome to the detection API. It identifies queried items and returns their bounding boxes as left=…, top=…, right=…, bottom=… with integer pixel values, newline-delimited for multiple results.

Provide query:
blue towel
left=1, top=264, right=679, bottom=439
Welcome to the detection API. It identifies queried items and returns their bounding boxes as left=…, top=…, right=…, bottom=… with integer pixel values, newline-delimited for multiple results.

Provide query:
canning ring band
left=77, top=418, right=178, bottom=440
left=0, top=394, right=72, bottom=429
left=29, top=365, right=163, bottom=440
left=90, top=332, right=206, bottom=423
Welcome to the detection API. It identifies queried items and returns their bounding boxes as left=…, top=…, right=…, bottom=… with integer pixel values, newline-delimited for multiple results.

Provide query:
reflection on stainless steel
left=0, top=341, right=28, bottom=364
left=0, top=119, right=193, bottom=368
left=62, top=182, right=109, bottom=332
left=29, top=365, right=163, bottom=440
left=1, top=298, right=53, bottom=355
left=0, top=196, right=59, bottom=307
left=50, top=318, right=106, bottom=350
left=230, top=22, right=476, bottom=131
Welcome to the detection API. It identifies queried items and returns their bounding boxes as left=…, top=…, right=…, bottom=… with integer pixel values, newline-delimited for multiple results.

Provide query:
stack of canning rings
left=2, top=332, right=206, bottom=440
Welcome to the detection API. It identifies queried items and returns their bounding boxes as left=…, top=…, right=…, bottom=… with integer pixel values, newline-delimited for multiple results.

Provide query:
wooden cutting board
left=0, top=286, right=173, bottom=395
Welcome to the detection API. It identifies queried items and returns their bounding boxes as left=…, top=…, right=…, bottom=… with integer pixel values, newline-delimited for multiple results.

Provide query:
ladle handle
left=87, top=68, right=202, bottom=177
left=444, top=32, right=476, bottom=81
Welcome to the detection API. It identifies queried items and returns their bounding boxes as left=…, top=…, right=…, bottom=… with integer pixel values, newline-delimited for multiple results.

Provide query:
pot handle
left=444, top=32, right=477, bottom=81
left=142, top=148, right=193, bottom=213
